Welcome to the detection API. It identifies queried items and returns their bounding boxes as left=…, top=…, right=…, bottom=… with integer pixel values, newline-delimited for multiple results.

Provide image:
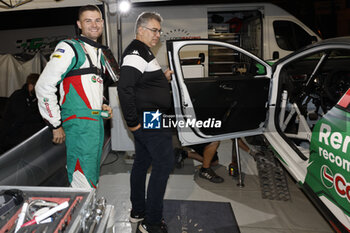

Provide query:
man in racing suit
left=35, top=5, right=112, bottom=189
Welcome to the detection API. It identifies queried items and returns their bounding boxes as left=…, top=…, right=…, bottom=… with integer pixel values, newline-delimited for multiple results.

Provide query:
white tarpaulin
left=0, top=53, right=46, bottom=97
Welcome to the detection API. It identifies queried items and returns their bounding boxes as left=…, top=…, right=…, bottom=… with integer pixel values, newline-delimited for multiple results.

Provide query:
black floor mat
left=256, top=148, right=291, bottom=201
left=163, top=199, right=240, bottom=233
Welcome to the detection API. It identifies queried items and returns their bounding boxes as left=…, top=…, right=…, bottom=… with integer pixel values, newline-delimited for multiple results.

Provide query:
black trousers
left=130, top=128, right=174, bottom=224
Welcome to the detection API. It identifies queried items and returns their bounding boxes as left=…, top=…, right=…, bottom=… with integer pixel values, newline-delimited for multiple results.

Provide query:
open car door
left=166, top=40, right=272, bottom=146
left=167, top=38, right=350, bottom=232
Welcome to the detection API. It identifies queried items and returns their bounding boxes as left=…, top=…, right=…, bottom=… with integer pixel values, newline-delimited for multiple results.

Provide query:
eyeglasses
left=142, top=26, right=163, bottom=35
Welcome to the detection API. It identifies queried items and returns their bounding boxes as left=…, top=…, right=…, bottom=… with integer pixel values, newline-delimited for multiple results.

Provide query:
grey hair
left=135, top=12, right=163, bottom=35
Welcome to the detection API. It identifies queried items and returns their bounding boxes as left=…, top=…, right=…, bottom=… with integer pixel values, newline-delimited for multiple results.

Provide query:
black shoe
left=137, top=220, right=168, bottom=233
left=129, top=209, right=145, bottom=223
left=199, top=167, right=224, bottom=183
left=174, top=148, right=187, bottom=169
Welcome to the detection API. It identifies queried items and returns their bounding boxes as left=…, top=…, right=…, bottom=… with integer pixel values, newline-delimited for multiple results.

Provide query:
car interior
left=277, top=48, right=350, bottom=158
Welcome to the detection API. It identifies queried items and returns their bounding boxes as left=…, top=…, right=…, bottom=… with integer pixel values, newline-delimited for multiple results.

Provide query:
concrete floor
left=97, top=140, right=335, bottom=233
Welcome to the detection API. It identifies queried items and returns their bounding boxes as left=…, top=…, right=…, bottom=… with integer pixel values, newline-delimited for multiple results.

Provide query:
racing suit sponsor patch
left=44, top=102, right=53, bottom=118
left=52, top=54, right=62, bottom=59
left=91, top=76, right=103, bottom=84
left=43, top=98, right=53, bottom=118
left=55, top=48, right=65, bottom=53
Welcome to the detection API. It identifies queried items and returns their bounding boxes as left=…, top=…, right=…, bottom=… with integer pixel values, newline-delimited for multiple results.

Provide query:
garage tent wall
left=0, top=53, right=46, bottom=97
left=0, top=0, right=101, bottom=12
left=0, top=0, right=104, bottom=98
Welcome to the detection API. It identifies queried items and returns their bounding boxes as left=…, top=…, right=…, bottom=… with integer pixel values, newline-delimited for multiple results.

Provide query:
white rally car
left=166, top=37, right=350, bottom=232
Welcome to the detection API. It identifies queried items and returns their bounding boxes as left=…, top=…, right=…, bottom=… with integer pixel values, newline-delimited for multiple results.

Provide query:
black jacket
left=117, top=40, right=171, bottom=127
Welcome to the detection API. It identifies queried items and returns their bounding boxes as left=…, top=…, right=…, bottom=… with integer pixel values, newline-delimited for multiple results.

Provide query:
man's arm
left=52, top=127, right=66, bottom=144
left=164, top=68, right=174, bottom=82
left=102, top=104, right=113, bottom=119
left=117, top=53, right=146, bottom=131
left=129, top=124, right=141, bottom=132
left=35, top=41, right=75, bottom=143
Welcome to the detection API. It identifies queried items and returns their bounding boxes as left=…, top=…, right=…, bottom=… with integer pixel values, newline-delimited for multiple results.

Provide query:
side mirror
left=310, top=36, right=318, bottom=44
left=273, top=51, right=279, bottom=60
left=198, top=53, right=205, bottom=63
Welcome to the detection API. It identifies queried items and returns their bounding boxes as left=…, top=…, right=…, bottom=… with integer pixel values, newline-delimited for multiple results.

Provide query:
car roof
left=315, top=36, right=350, bottom=45
left=273, top=36, right=350, bottom=67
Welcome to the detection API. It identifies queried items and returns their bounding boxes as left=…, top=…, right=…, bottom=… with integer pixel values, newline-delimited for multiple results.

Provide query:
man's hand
left=52, top=127, right=65, bottom=144
left=129, top=124, right=141, bottom=132
left=164, top=68, right=174, bottom=82
left=102, top=104, right=113, bottom=119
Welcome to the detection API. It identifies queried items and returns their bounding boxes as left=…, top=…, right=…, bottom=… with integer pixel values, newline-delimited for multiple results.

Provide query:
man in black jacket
left=117, top=12, right=173, bottom=233
left=0, top=73, right=45, bottom=153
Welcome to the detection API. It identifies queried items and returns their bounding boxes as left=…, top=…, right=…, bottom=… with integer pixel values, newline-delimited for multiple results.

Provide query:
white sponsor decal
left=318, top=147, right=350, bottom=173
left=319, top=123, right=350, bottom=154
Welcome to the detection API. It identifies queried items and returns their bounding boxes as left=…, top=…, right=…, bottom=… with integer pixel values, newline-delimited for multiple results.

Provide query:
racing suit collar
left=78, top=35, right=108, bottom=49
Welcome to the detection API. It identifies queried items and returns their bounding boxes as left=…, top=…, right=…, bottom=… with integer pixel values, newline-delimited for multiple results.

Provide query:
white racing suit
left=35, top=36, right=106, bottom=189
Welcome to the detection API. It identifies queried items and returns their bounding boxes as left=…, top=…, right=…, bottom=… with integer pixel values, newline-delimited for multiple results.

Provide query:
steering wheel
left=324, top=71, right=350, bottom=103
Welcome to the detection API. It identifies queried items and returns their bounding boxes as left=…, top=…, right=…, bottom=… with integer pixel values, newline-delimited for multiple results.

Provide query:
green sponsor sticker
left=91, top=76, right=97, bottom=83
left=305, top=107, right=350, bottom=215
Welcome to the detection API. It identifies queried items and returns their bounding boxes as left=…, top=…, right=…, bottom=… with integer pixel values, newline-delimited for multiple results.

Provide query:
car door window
left=273, top=20, right=314, bottom=51
left=180, top=44, right=266, bottom=79
left=177, top=43, right=269, bottom=136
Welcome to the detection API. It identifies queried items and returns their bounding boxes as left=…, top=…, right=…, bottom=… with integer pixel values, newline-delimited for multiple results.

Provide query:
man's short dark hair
left=78, top=5, right=102, bottom=20
left=135, top=12, right=163, bottom=35
left=26, top=73, right=40, bottom=85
